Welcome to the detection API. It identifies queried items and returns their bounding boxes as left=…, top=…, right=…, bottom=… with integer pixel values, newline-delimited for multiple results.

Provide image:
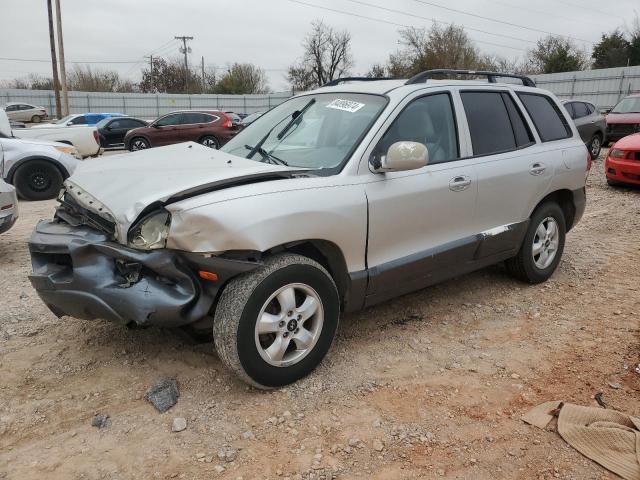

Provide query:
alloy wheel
left=254, top=283, right=324, bottom=368
left=532, top=216, right=559, bottom=269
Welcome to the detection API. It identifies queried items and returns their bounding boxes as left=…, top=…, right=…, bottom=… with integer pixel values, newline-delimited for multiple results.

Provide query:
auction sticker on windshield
left=326, top=99, right=365, bottom=113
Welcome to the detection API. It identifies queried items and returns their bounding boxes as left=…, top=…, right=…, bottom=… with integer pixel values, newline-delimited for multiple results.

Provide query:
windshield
left=221, top=93, right=387, bottom=173
left=54, top=115, right=74, bottom=124
left=611, top=97, right=640, bottom=114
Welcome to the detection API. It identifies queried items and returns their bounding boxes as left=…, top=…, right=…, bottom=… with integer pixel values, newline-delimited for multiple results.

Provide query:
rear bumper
left=605, top=156, right=640, bottom=185
left=28, top=220, right=260, bottom=327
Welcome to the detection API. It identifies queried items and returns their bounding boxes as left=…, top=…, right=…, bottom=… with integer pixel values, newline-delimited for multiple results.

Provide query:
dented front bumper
left=28, top=220, right=259, bottom=327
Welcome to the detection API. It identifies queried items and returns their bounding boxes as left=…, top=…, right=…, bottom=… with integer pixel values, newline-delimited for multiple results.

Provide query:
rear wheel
left=588, top=133, right=602, bottom=160
left=31, top=115, right=42, bottom=123
left=13, top=160, right=63, bottom=200
left=213, top=254, right=340, bottom=389
left=199, top=135, right=219, bottom=149
left=506, top=202, right=566, bottom=284
left=129, top=137, right=149, bottom=151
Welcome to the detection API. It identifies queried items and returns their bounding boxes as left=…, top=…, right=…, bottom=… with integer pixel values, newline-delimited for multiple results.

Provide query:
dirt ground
left=1, top=151, right=639, bottom=480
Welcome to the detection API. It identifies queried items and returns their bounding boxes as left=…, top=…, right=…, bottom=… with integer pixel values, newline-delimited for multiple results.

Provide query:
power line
left=408, top=0, right=595, bottom=45
left=553, top=0, right=626, bottom=21
left=480, top=0, right=603, bottom=26
left=0, top=57, right=142, bottom=64
left=344, top=0, right=537, bottom=45
left=285, top=0, right=528, bottom=52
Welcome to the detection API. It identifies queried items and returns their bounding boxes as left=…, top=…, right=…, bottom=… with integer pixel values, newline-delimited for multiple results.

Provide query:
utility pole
left=46, top=0, right=61, bottom=119
left=175, top=35, right=193, bottom=93
left=144, top=55, right=154, bottom=92
left=54, top=0, right=69, bottom=116
left=201, top=56, right=205, bottom=93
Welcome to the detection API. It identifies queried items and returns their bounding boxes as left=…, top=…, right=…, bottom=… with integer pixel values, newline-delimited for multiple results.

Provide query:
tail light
left=93, top=130, right=99, bottom=143
left=222, top=118, right=233, bottom=128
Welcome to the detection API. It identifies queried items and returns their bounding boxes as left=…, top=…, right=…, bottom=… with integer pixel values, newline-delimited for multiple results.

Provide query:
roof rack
left=322, top=76, right=397, bottom=87
left=405, top=69, right=536, bottom=87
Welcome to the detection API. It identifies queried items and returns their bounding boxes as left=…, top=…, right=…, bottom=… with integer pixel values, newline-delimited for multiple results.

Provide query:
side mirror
left=105, top=126, right=112, bottom=131
left=372, top=141, right=429, bottom=172
left=66, top=121, right=73, bottom=126
left=151, top=123, right=160, bottom=128
left=601, top=108, right=611, bottom=115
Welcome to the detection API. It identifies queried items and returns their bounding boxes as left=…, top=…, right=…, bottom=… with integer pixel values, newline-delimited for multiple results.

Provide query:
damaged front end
left=28, top=201, right=260, bottom=327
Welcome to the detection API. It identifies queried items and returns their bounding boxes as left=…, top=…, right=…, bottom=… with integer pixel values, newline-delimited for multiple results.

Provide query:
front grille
left=55, top=193, right=116, bottom=237
left=608, top=123, right=636, bottom=135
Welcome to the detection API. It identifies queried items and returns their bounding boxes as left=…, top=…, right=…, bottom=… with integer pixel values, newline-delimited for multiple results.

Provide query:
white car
left=0, top=178, right=19, bottom=233
left=0, top=110, right=80, bottom=200
left=13, top=121, right=101, bottom=158
left=3, top=102, right=48, bottom=123
left=28, top=70, right=589, bottom=388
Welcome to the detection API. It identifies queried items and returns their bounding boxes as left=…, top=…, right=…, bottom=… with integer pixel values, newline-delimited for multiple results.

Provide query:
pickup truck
left=15, top=124, right=101, bottom=158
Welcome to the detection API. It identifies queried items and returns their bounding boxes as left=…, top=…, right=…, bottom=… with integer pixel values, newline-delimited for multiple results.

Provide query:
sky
left=1, top=0, right=638, bottom=91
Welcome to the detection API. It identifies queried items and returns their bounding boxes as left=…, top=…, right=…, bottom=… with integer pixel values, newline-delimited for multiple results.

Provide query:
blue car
left=41, top=112, right=128, bottom=128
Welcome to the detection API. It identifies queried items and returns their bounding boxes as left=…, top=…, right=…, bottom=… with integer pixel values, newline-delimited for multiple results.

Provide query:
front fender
left=5, top=155, right=71, bottom=183
left=165, top=185, right=368, bottom=273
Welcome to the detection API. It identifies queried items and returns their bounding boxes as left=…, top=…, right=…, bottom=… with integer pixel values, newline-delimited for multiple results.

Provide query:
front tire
left=199, top=135, right=219, bottom=149
left=31, top=115, right=42, bottom=123
left=213, top=254, right=340, bottom=389
left=13, top=160, right=63, bottom=200
left=506, top=202, right=566, bottom=284
left=129, top=137, right=150, bottom=151
left=588, top=133, right=602, bottom=160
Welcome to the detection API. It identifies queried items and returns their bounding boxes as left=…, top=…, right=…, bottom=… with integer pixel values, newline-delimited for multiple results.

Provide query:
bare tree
left=288, top=20, right=353, bottom=90
left=383, top=24, right=493, bottom=78
left=139, top=57, right=202, bottom=93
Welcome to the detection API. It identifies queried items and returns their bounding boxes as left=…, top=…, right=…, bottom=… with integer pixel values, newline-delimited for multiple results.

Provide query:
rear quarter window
left=517, top=93, right=571, bottom=142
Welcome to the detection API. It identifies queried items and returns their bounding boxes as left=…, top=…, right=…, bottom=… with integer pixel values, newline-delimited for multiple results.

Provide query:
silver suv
left=28, top=70, right=589, bottom=388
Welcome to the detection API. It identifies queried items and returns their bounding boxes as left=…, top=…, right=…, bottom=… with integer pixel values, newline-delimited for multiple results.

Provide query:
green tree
left=213, top=63, right=269, bottom=94
left=526, top=36, right=589, bottom=74
left=592, top=30, right=631, bottom=68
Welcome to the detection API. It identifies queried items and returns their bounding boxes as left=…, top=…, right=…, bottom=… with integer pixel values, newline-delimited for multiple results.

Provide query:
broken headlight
left=128, top=210, right=171, bottom=250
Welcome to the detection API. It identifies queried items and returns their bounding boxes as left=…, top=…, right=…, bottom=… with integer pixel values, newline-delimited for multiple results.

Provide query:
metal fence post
left=618, top=70, right=626, bottom=102
left=268, top=95, right=271, bottom=110
left=570, top=75, right=576, bottom=97
left=87, top=94, right=91, bottom=111
left=156, top=94, right=160, bottom=117
left=122, top=95, right=126, bottom=114
left=188, top=95, right=192, bottom=109
left=48, top=91, right=53, bottom=116
left=243, top=96, right=247, bottom=114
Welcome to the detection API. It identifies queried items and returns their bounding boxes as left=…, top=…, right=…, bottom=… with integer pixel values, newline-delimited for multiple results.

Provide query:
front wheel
left=213, top=254, right=340, bottom=389
left=13, top=159, right=63, bottom=200
left=506, top=202, right=566, bottom=284
left=129, top=137, right=150, bottom=151
left=199, top=135, right=219, bottom=149
left=31, top=115, right=42, bottom=123
left=588, top=134, right=602, bottom=160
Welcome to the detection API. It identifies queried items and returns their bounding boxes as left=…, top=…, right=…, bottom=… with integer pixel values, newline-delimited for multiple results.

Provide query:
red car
left=605, top=133, right=640, bottom=187
left=605, top=94, right=640, bottom=144
left=124, top=110, right=239, bottom=151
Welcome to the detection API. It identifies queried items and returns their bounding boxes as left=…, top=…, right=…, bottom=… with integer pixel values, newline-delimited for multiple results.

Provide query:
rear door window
left=461, top=91, right=516, bottom=156
left=517, top=93, right=571, bottom=142
left=502, top=93, right=534, bottom=148
left=573, top=102, right=588, bottom=118
left=564, top=102, right=576, bottom=119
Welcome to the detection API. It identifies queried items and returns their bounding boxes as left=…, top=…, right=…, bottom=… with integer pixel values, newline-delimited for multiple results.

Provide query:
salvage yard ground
left=0, top=151, right=639, bottom=479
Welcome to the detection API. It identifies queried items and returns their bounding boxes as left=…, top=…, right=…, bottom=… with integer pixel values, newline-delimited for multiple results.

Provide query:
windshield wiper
left=244, top=144, right=289, bottom=166
left=276, top=98, right=316, bottom=140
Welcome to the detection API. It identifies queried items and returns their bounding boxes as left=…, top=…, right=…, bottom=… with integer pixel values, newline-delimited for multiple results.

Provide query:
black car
left=96, top=117, right=148, bottom=148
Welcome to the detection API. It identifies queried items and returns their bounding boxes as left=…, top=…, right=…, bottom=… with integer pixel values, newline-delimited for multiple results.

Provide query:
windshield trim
left=226, top=91, right=390, bottom=176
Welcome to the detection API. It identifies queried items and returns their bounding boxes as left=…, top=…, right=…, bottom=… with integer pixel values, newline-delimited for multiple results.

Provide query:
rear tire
left=129, top=137, right=150, bottom=151
left=199, top=135, right=219, bottom=149
left=213, top=254, right=340, bottom=389
left=588, top=133, right=602, bottom=160
left=13, top=160, right=64, bottom=201
left=506, top=202, right=566, bottom=284
left=31, top=115, right=42, bottom=123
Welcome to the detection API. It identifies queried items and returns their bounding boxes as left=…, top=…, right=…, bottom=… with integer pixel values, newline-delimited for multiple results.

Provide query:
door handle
left=530, top=163, right=546, bottom=176
left=449, top=175, right=471, bottom=191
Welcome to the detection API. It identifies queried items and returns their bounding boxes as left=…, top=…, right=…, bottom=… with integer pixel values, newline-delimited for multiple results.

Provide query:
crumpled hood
left=65, top=142, right=298, bottom=236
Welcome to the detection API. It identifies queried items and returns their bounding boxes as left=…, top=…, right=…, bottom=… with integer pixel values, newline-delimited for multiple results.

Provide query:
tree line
left=3, top=18, right=639, bottom=94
